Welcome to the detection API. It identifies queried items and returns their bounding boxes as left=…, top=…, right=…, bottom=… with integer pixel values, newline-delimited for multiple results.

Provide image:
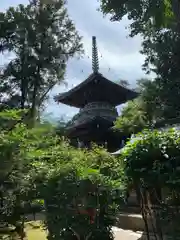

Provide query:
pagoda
left=55, top=37, right=138, bottom=152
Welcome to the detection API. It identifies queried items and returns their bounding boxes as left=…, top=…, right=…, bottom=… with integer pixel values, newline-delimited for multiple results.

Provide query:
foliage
left=99, top=0, right=180, bottom=120
left=0, top=109, right=125, bottom=239
left=0, top=109, right=57, bottom=233
left=0, top=122, right=29, bottom=228
left=55, top=116, right=67, bottom=137
left=99, top=0, right=174, bottom=35
left=0, top=109, right=28, bottom=131
left=24, top=130, right=126, bottom=239
left=114, top=99, right=148, bottom=135
left=121, top=128, right=180, bottom=238
left=121, top=129, right=180, bottom=185
left=141, top=29, right=180, bottom=119
left=0, top=0, right=83, bottom=122
left=32, top=146, right=125, bottom=240
left=136, top=78, right=160, bottom=119
left=114, top=78, right=159, bottom=135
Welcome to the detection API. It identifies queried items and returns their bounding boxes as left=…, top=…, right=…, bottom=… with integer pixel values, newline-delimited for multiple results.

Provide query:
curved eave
left=66, top=116, right=115, bottom=133
left=54, top=73, right=138, bottom=108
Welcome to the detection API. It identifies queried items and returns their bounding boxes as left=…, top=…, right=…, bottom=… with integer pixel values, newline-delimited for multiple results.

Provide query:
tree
left=114, top=78, right=159, bottom=135
left=99, top=0, right=175, bottom=36
left=114, top=99, right=148, bottom=136
left=99, top=0, right=180, bottom=120
left=0, top=0, right=83, bottom=124
left=136, top=78, right=163, bottom=121
left=141, top=28, right=180, bottom=119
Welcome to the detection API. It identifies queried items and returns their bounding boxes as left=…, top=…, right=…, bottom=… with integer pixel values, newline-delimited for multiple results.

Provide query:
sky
left=0, top=0, right=151, bottom=121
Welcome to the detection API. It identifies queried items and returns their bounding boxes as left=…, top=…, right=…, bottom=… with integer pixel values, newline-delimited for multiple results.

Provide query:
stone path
left=26, top=214, right=144, bottom=239
left=113, top=227, right=142, bottom=240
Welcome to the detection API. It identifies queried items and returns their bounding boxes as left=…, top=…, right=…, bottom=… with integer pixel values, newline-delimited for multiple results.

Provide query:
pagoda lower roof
left=66, top=115, right=114, bottom=132
left=66, top=116, right=116, bottom=139
left=55, top=73, right=138, bottom=108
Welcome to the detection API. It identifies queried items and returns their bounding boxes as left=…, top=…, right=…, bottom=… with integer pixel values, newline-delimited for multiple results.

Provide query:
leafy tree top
left=99, top=0, right=174, bottom=36
left=114, top=78, right=161, bottom=136
left=0, top=0, right=83, bottom=120
left=121, top=128, right=180, bottom=187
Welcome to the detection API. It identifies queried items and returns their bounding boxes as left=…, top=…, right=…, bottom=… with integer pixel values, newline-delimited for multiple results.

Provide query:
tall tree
left=99, top=0, right=180, bottom=120
left=0, top=0, right=83, bottom=124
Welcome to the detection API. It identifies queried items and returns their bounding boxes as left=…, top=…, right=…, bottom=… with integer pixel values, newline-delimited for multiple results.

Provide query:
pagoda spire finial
left=92, top=36, right=99, bottom=73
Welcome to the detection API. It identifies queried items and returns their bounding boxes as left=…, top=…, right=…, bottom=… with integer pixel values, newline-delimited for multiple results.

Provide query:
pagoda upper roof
left=55, top=72, right=138, bottom=108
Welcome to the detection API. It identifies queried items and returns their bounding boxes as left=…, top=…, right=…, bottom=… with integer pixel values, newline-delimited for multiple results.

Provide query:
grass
left=0, top=221, right=47, bottom=240
left=25, top=221, right=47, bottom=240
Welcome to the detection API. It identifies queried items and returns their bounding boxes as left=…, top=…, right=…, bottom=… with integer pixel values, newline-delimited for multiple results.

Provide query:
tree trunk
left=29, top=67, right=40, bottom=128
left=21, top=78, right=27, bottom=110
left=20, top=31, right=28, bottom=110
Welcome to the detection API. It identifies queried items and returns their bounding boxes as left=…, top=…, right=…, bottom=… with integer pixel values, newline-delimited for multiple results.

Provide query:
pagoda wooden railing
left=67, top=102, right=118, bottom=128
left=80, top=102, right=117, bottom=113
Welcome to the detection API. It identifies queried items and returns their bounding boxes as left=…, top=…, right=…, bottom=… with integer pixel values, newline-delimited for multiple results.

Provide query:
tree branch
left=69, top=227, right=80, bottom=240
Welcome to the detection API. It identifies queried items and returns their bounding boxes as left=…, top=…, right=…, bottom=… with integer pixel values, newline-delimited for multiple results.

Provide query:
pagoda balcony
left=67, top=102, right=118, bottom=128
left=80, top=102, right=117, bottom=113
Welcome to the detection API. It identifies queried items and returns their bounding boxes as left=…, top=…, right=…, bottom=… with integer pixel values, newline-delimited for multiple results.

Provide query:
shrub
left=121, top=129, right=180, bottom=239
left=38, top=146, right=125, bottom=240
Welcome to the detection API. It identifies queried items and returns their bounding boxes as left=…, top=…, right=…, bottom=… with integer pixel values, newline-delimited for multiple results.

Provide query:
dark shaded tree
left=99, top=0, right=180, bottom=120
left=0, top=0, right=83, bottom=124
